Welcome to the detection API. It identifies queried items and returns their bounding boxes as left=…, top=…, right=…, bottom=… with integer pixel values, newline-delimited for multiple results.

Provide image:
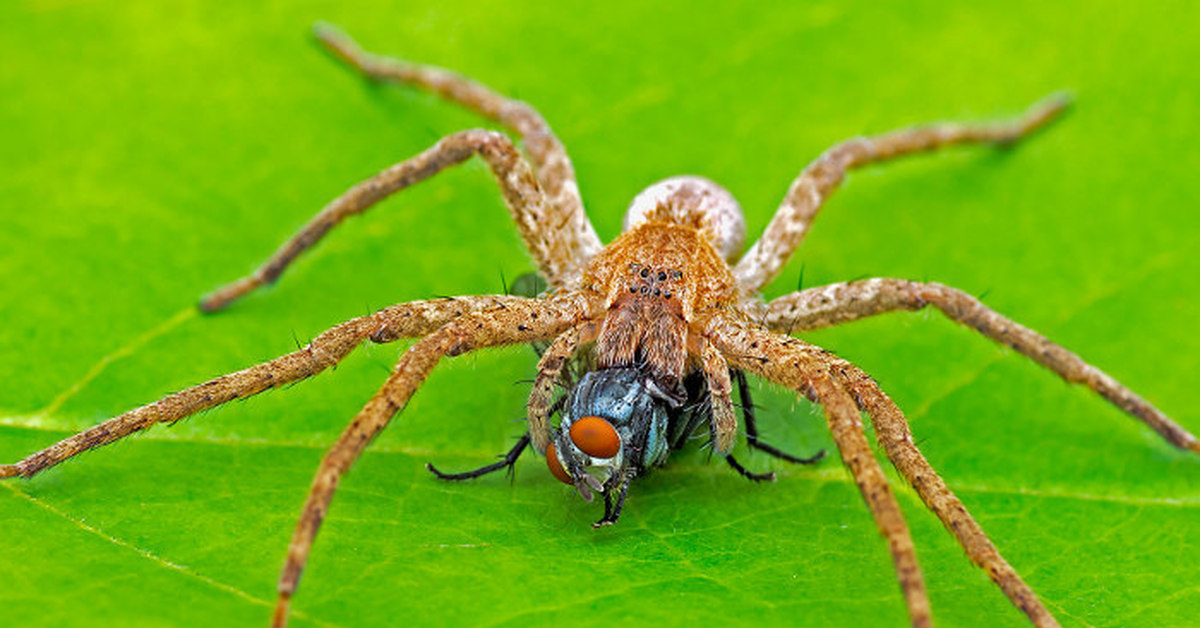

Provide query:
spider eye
left=569, top=416, right=621, bottom=458
left=546, top=442, right=572, bottom=484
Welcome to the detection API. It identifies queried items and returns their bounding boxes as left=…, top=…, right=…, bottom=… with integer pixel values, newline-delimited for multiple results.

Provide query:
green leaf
left=2, top=2, right=1197, bottom=627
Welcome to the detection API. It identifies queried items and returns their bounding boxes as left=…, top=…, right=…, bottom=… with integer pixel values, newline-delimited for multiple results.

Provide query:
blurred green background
left=2, top=2, right=1197, bottom=627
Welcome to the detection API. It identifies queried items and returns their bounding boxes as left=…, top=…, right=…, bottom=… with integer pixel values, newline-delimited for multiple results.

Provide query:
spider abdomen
left=623, top=175, right=746, bottom=264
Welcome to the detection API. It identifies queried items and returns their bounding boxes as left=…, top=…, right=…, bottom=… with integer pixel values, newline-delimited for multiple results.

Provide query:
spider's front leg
left=763, top=278, right=1200, bottom=453
left=835, top=364, right=1058, bottom=627
left=703, top=314, right=933, bottom=628
left=0, top=295, right=532, bottom=479
left=689, top=340, right=823, bottom=481
left=273, top=296, right=586, bottom=627
left=758, top=278, right=1200, bottom=626
left=527, top=322, right=597, bottom=453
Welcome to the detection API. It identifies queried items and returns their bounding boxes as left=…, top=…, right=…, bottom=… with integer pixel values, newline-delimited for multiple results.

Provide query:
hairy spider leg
left=201, top=129, right=570, bottom=311
left=274, top=297, right=586, bottom=628
left=425, top=269, right=581, bottom=481
left=699, top=338, right=739, bottom=453
left=734, top=92, right=1072, bottom=292
left=313, top=23, right=601, bottom=273
left=710, top=312, right=1065, bottom=627
left=695, top=339, right=777, bottom=481
left=837, top=366, right=1059, bottom=628
left=705, top=314, right=934, bottom=628
left=764, top=278, right=1200, bottom=453
left=0, top=295, right=531, bottom=479
left=528, top=323, right=596, bottom=452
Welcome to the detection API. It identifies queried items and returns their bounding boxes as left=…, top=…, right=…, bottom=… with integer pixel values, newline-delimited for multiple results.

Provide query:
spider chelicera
left=4, top=23, right=1196, bottom=628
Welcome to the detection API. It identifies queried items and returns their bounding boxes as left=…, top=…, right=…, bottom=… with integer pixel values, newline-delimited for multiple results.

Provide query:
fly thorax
left=545, top=368, right=676, bottom=500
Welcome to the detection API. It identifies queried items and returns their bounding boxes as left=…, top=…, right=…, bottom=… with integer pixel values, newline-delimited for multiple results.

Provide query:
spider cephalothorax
left=4, top=23, right=1196, bottom=628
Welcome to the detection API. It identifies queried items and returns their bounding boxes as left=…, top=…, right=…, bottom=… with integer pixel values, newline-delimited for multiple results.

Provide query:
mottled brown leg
left=0, top=295, right=533, bottom=480
left=733, top=93, right=1071, bottom=291
left=313, top=22, right=602, bottom=270
left=703, top=315, right=932, bottom=628
left=527, top=322, right=597, bottom=453
left=272, top=297, right=583, bottom=627
left=200, top=129, right=568, bottom=312
left=834, top=365, right=1060, bottom=628
left=699, top=338, right=738, bottom=455
left=763, top=279, right=1200, bottom=453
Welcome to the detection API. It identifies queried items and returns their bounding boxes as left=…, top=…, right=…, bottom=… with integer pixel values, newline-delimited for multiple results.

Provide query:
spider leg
left=733, top=92, right=1071, bottom=292
left=313, top=23, right=601, bottom=267
left=763, top=278, right=1200, bottom=453
left=527, top=322, right=597, bottom=453
left=699, top=339, right=738, bottom=455
left=733, top=368, right=826, bottom=465
left=200, top=129, right=576, bottom=312
left=273, top=297, right=583, bottom=628
left=426, top=432, right=531, bottom=480
left=698, top=342, right=775, bottom=480
left=0, top=295, right=530, bottom=480
left=703, top=314, right=932, bottom=628
left=835, top=364, right=1060, bottom=628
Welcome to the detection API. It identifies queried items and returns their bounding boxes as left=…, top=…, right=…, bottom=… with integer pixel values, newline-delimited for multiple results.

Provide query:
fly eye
left=546, top=442, right=572, bottom=484
left=569, top=416, right=621, bottom=458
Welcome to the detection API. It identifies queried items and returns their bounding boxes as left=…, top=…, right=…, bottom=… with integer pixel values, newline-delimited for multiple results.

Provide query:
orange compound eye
left=569, top=416, right=621, bottom=458
left=545, top=442, right=572, bottom=484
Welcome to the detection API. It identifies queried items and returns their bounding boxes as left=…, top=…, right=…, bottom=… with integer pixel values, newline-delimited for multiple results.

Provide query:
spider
left=3, top=22, right=1197, bottom=628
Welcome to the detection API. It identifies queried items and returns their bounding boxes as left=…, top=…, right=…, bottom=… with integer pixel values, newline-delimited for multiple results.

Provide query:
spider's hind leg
left=426, top=433, right=531, bottom=481
left=312, top=23, right=602, bottom=281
